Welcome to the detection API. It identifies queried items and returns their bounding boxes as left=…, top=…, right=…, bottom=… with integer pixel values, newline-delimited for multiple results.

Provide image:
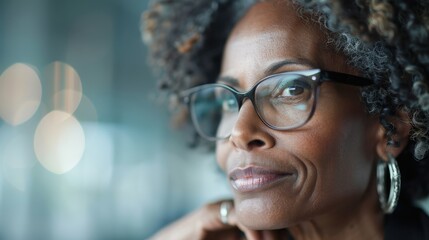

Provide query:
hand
left=148, top=200, right=290, bottom=240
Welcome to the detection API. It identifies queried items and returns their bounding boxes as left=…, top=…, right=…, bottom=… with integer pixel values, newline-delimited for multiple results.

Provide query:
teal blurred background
left=1, top=1, right=428, bottom=240
left=0, top=0, right=230, bottom=239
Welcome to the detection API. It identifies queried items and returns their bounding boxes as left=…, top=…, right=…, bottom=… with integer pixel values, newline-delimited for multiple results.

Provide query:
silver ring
left=219, top=201, right=233, bottom=224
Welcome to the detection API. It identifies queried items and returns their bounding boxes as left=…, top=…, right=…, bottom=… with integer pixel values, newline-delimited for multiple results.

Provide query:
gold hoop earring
left=377, top=153, right=401, bottom=214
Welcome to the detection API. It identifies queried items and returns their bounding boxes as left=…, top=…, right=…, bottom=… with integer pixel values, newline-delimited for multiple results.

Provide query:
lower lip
left=230, top=174, right=292, bottom=193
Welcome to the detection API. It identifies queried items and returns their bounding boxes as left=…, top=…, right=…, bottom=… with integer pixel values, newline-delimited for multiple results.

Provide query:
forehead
left=220, top=1, right=350, bottom=85
left=229, top=1, right=318, bottom=39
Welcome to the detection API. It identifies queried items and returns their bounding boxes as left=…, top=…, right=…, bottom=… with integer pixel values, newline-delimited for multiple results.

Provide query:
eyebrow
left=264, top=58, right=316, bottom=75
left=217, top=76, right=239, bottom=86
left=217, top=58, right=316, bottom=87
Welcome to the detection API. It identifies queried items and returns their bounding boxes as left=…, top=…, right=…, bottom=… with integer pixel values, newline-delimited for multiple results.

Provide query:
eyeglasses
left=180, top=69, right=372, bottom=141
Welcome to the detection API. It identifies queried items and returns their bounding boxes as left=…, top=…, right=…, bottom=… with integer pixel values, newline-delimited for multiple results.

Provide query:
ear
left=375, top=109, right=412, bottom=161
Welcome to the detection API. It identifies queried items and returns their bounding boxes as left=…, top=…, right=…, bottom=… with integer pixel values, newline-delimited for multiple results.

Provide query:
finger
left=261, top=229, right=290, bottom=240
left=226, top=206, right=290, bottom=240
left=221, top=203, right=263, bottom=240
left=204, top=228, right=243, bottom=240
left=197, top=200, right=236, bottom=230
left=197, top=200, right=254, bottom=240
left=219, top=200, right=234, bottom=225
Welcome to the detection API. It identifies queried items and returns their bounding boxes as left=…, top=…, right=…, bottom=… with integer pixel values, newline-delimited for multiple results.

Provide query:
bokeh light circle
left=34, top=111, right=85, bottom=174
left=45, top=61, right=82, bottom=114
left=74, top=94, right=98, bottom=122
left=0, top=63, right=42, bottom=126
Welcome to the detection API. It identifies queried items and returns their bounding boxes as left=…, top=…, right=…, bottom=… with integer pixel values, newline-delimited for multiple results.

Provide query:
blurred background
left=0, top=0, right=231, bottom=239
left=1, top=1, right=428, bottom=240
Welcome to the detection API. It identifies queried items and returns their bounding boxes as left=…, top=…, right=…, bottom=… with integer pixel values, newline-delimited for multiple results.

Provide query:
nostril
left=249, top=139, right=265, bottom=148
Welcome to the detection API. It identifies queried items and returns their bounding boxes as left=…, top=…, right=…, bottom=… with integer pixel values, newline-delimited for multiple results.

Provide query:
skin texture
left=150, top=1, right=411, bottom=239
left=217, top=0, right=383, bottom=237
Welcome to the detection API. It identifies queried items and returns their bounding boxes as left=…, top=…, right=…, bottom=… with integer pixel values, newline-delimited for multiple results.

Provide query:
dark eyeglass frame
left=180, top=69, right=373, bottom=141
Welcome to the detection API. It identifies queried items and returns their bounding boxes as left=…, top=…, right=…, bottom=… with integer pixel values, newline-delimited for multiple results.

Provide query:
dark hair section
left=142, top=0, right=429, bottom=200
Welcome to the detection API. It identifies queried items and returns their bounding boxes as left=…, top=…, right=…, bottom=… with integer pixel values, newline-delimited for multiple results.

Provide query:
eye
left=262, top=78, right=312, bottom=110
left=272, top=79, right=311, bottom=99
left=281, top=86, right=304, bottom=97
left=222, top=98, right=236, bottom=112
left=215, top=88, right=238, bottom=113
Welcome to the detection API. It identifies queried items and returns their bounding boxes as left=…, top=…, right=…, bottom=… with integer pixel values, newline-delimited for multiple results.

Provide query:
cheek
left=214, top=87, right=380, bottom=227
left=307, top=118, right=370, bottom=182
left=293, top=93, right=378, bottom=212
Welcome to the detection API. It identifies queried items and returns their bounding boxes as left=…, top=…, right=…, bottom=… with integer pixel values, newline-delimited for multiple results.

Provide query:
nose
left=229, top=100, right=275, bottom=151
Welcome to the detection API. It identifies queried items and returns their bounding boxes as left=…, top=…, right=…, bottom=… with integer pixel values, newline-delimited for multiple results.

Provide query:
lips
left=229, top=166, right=293, bottom=193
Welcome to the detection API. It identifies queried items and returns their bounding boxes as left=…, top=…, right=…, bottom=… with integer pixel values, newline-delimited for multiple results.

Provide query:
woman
left=143, top=0, right=429, bottom=239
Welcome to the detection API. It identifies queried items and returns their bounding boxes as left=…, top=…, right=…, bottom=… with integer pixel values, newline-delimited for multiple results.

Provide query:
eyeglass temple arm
left=321, top=70, right=373, bottom=86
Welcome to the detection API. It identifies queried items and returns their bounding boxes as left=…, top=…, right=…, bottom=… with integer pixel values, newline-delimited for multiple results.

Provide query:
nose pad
left=229, top=100, right=275, bottom=151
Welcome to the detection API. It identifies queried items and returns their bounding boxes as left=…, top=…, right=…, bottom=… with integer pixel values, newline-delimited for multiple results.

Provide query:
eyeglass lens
left=189, top=74, right=317, bottom=140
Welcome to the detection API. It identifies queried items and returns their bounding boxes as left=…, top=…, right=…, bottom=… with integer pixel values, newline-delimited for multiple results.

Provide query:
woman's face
left=216, top=1, right=382, bottom=229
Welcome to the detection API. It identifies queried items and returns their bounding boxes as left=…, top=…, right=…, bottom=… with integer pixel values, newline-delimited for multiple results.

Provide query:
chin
left=234, top=194, right=293, bottom=230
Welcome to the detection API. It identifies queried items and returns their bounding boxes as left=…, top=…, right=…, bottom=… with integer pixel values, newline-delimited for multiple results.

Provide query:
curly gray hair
left=142, top=0, right=429, bottom=200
